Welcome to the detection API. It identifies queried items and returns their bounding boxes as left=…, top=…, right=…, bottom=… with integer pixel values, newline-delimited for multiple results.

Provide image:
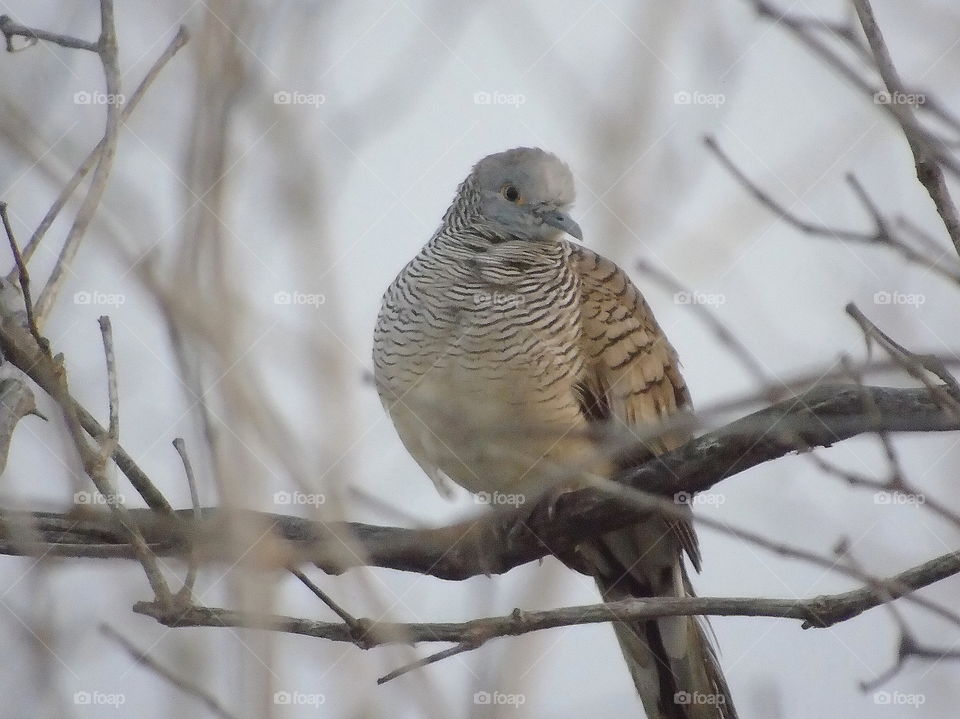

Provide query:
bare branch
left=635, top=259, right=772, bottom=390
left=97, top=315, right=119, bottom=452
left=851, top=0, right=960, bottom=257
left=34, top=1, right=123, bottom=324
left=704, top=135, right=960, bottom=285
left=0, top=202, right=46, bottom=349
left=0, top=317, right=173, bottom=513
left=0, top=378, right=41, bottom=475
left=172, top=438, right=200, bottom=601
left=100, top=624, right=237, bottom=719
left=9, top=25, right=188, bottom=277
left=0, top=385, right=956, bottom=584
left=129, top=548, right=960, bottom=652
left=0, top=14, right=98, bottom=52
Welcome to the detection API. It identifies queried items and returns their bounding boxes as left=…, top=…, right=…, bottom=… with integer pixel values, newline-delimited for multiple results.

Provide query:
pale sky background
left=0, top=1, right=959, bottom=718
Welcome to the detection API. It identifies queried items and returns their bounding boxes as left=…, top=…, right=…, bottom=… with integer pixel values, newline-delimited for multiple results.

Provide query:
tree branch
left=0, top=384, right=956, bottom=580
left=128, top=547, right=960, bottom=649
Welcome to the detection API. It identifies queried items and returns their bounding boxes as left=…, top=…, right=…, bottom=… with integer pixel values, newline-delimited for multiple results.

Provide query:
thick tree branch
left=0, top=384, right=956, bottom=581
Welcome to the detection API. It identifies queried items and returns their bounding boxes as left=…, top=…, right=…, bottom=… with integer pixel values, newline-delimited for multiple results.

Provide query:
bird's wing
left=569, top=244, right=699, bottom=567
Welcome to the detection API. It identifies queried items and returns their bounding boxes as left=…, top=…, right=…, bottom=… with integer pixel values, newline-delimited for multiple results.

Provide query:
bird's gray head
left=452, top=147, right=583, bottom=243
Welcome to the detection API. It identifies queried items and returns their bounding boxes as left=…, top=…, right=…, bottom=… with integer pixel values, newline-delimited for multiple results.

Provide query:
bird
left=373, top=147, right=735, bottom=719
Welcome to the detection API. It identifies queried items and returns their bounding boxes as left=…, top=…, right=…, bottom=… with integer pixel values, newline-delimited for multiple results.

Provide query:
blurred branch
left=0, top=378, right=41, bottom=475
left=7, top=25, right=188, bottom=278
left=100, top=624, right=237, bottom=719
left=0, top=313, right=173, bottom=513
left=748, top=0, right=960, bottom=178
left=851, top=0, right=960, bottom=257
left=0, top=384, right=957, bottom=580
left=704, top=135, right=960, bottom=285
left=635, top=259, right=773, bottom=391
left=33, top=1, right=121, bottom=325
left=845, top=303, right=960, bottom=415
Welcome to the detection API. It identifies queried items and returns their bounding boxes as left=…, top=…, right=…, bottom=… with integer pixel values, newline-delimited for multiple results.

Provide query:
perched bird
left=373, top=147, right=735, bottom=719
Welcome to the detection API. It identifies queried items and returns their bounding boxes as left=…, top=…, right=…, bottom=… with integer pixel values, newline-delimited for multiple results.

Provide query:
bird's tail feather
left=582, top=526, right=736, bottom=719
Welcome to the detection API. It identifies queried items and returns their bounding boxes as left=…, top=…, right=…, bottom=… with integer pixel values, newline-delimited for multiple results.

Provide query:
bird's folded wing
left=569, top=244, right=700, bottom=568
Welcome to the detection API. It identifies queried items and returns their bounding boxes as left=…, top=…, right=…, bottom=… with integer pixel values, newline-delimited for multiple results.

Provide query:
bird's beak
left=539, top=207, right=583, bottom=241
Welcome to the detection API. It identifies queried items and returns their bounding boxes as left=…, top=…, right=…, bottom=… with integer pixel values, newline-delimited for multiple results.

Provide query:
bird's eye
left=501, top=184, right=521, bottom=203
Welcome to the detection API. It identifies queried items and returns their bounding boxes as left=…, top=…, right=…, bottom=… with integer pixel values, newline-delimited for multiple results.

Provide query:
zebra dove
left=373, top=147, right=735, bottom=719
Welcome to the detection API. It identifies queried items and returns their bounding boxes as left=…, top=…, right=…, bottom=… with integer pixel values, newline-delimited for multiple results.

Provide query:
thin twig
left=97, top=316, right=119, bottom=454
left=288, top=567, right=365, bottom=635
left=173, top=438, right=200, bottom=601
left=845, top=302, right=960, bottom=417
left=0, top=308, right=173, bottom=513
left=100, top=624, right=237, bottom=719
left=0, top=14, right=98, bottom=52
left=0, top=202, right=46, bottom=349
left=378, top=643, right=474, bottom=685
